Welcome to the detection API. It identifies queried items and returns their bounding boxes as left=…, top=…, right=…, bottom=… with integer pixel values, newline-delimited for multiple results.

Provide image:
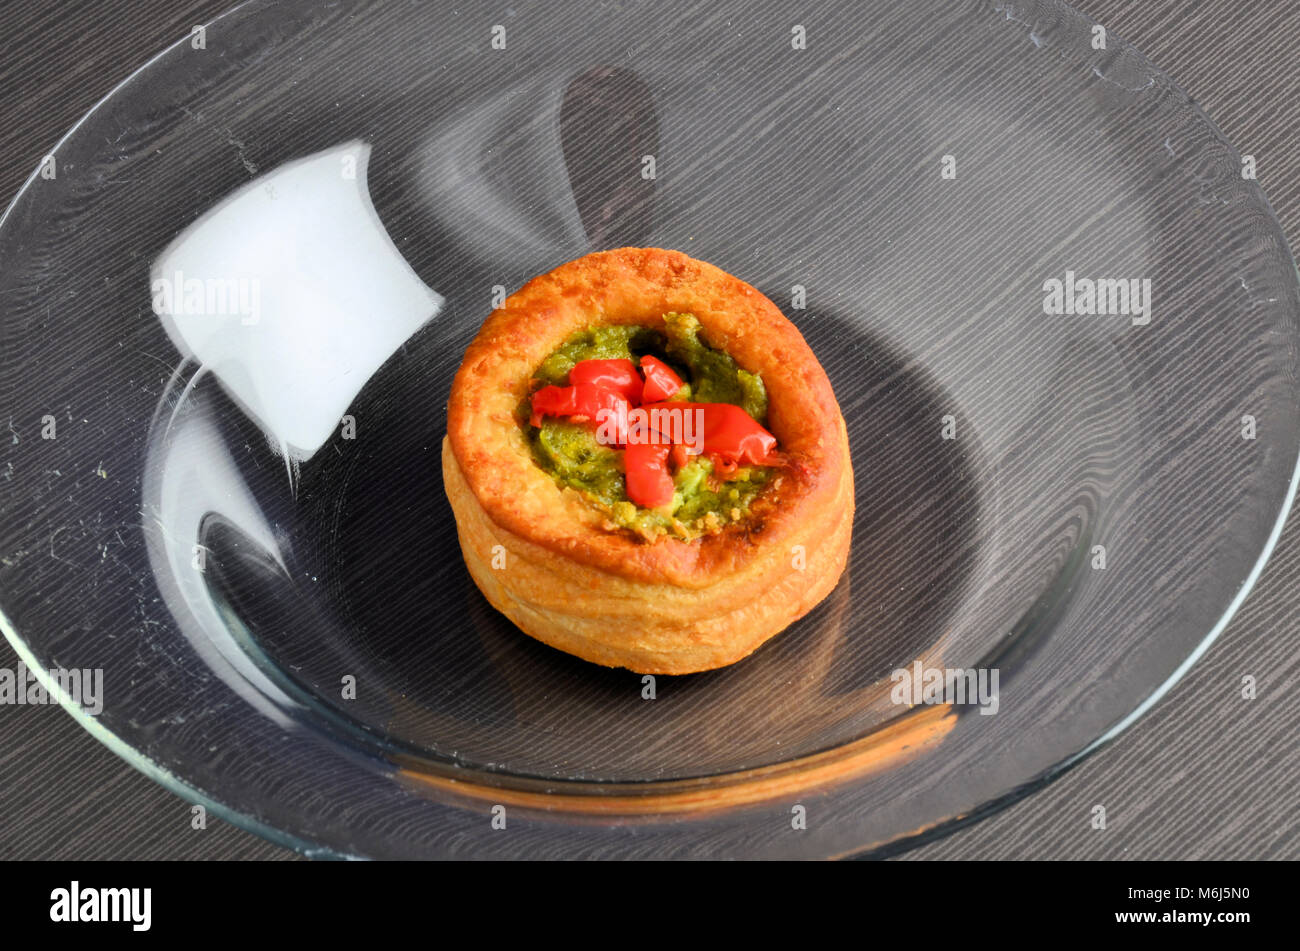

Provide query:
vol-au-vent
left=443, top=247, right=854, bottom=674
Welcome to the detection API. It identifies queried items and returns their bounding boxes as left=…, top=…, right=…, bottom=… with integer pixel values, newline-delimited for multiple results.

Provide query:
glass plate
left=2, top=0, right=1297, bottom=859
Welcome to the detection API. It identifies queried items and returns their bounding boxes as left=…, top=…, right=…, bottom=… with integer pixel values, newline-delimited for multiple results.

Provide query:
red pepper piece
left=569, top=358, right=643, bottom=405
left=710, top=457, right=740, bottom=479
left=640, top=401, right=782, bottom=466
left=624, top=441, right=675, bottom=508
left=639, top=355, right=685, bottom=403
left=669, top=442, right=696, bottom=471
left=529, top=384, right=631, bottom=428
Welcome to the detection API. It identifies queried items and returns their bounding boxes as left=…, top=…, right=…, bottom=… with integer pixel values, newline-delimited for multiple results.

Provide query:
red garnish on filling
left=531, top=358, right=783, bottom=509
left=638, top=355, right=685, bottom=403
left=568, top=358, right=644, bottom=405
left=639, top=401, right=783, bottom=468
left=623, top=442, right=674, bottom=508
left=528, top=383, right=631, bottom=429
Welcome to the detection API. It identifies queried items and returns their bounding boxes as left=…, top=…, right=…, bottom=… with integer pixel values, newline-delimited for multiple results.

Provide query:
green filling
left=533, top=325, right=655, bottom=388
left=525, top=314, right=775, bottom=540
left=534, top=420, right=624, bottom=507
left=662, top=312, right=767, bottom=420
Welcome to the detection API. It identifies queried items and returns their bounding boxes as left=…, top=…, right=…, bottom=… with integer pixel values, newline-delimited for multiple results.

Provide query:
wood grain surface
left=0, top=0, right=1297, bottom=860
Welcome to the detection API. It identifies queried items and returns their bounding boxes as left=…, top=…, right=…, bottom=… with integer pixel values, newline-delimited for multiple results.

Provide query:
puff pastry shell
left=443, top=247, right=853, bottom=674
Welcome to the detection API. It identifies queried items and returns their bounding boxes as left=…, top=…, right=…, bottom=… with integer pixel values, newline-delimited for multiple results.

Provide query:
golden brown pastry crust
left=444, top=247, right=853, bottom=674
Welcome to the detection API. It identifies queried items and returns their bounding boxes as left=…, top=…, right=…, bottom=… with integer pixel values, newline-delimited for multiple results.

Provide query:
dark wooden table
left=1, top=0, right=1297, bottom=860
